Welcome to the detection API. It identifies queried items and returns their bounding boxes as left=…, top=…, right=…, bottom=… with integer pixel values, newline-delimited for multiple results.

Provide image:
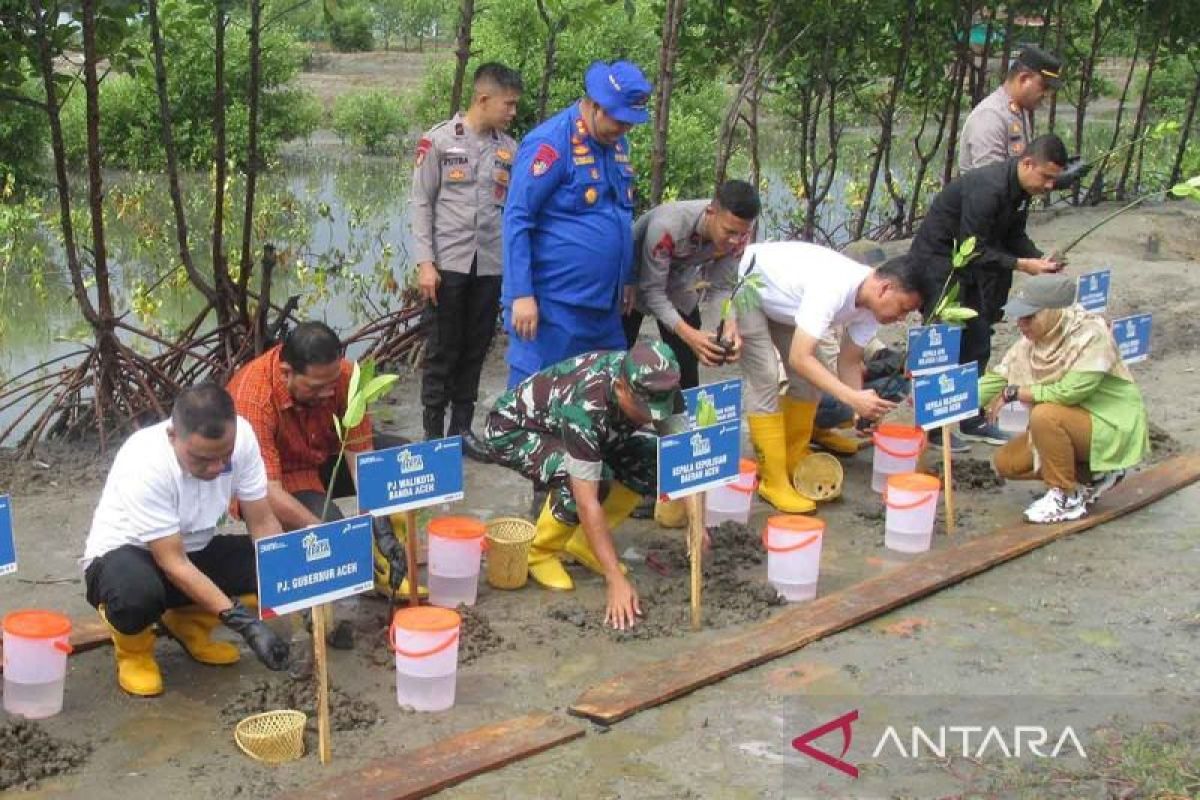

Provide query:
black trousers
left=85, top=537, right=256, bottom=635
left=297, top=431, right=408, bottom=529
left=622, top=305, right=702, bottom=390
left=420, top=260, right=501, bottom=410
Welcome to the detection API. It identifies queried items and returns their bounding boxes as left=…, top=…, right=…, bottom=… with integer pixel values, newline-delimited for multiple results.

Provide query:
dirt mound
left=546, top=522, right=782, bottom=640
left=932, top=459, right=1004, bottom=490
left=456, top=604, right=504, bottom=665
left=1148, top=422, right=1181, bottom=462
left=0, top=720, right=91, bottom=791
left=221, top=676, right=381, bottom=732
left=0, top=441, right=112, bottom=497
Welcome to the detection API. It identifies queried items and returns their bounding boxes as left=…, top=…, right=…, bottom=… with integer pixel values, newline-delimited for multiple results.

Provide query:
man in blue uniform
left=501, top=60, right=652, bottom=389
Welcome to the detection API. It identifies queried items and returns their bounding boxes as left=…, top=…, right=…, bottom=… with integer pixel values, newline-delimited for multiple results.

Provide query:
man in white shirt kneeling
left=83, top=384, right=290, bottom=697
left=736, top=243, right=926, bottom=513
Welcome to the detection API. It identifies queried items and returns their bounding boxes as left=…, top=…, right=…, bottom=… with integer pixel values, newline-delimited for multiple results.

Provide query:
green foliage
left=929, top=237, right=979, bottom=325
left=332, top=89, right=408, bottom=153
left=1149, top=54, right=1200, bottom=118
left=328, top=3, right=376, bottom=52
left=325, top=357, right=399, bottom=517
left=54, top=0, right=316, bottom=170
left=0, top=82, right=48, bottom=189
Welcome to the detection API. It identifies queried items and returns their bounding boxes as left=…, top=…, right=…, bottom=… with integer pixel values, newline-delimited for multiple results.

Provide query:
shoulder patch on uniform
left=531, top=143, right=559, bottom=177
left=652, top=232, right=675, bottom=260
left=415, top=137, right=432, bottom=167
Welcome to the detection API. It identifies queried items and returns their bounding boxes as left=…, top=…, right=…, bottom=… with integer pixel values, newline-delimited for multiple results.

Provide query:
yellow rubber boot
left=160, top=605, right=240, bottom=665
left=375, top=515, right=428, bottom=599
left=653, top=497, right=688, bottom=529
left=748, top=413, right=816, bottom=513
left=99, top=606, right=163, bottom=697
left=781, top=396, right=818, bottom=477
left=565, top=482, right=639, bottom=576
left=528, top=498, right=576, bottom=590
left=812, top=425, right=865, bottom=455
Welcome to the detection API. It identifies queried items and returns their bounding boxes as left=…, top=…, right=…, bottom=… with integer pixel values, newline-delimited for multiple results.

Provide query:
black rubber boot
left=422, top=406, right=445, bottom=441
left=449, top=404, right=492, bottom=463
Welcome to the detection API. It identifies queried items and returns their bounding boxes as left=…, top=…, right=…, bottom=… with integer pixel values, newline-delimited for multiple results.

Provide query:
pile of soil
left=0, top=720, right=91, bottom=791
left=0, top=442, right=111, bottom=496
left=221, top=675, right=381, bottom=732
left=456, top=604, right=505, bottom=665
left=931, top=459, right=1005, bottom=490
left=1148, top=422, right=1181, bottom=462
left=546, top=521, right=782, bottom=640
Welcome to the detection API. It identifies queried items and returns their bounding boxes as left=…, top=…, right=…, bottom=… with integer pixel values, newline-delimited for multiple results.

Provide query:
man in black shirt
left=910, top=133, right=1067, bottom=449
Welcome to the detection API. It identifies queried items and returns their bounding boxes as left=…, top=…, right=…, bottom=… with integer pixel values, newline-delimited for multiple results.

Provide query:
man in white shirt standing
left=84, top=384, right=290, bottom=697
left=737, top=243, right=926, bottom=512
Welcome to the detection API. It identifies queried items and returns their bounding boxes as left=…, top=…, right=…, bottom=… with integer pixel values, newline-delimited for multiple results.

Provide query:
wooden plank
left=0, top=618, right=110, bottom=672
left=294, top=713, right=585, bottom=800
left=572, top=453, right=1200, bottom=724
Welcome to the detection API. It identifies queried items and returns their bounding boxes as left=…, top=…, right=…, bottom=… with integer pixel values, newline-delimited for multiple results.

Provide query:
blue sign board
left=0, top=494, right=15, bottom=577
left=913, top=362, right=980, bottom=430
left=682, top=378, right=742, bottom=426
left=1076, top=270, right=1112, bottom=313
left=255, top=514, right=374, bottom=618
left=657, top=421, right=741, bottom=500
left=1113, top=313, right=1151, bottom=363
left=356, top=436, right=465, bottom=516
left=906, top=324, right=962, bottom=376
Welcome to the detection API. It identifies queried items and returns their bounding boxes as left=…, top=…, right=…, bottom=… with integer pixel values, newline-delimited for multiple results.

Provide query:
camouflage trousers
left=484, top=422, right=658, bottom=525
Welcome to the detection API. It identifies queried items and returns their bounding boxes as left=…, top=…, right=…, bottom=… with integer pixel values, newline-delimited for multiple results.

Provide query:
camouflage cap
left=621, top=341, right=685, bottom=429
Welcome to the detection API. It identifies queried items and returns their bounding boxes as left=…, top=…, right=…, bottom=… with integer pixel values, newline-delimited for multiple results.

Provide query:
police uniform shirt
left=959, top=85, right=1031, bottom=172
left=632, top=199, right=750, bottom=331
left=409, top=113, right=517, bottom=276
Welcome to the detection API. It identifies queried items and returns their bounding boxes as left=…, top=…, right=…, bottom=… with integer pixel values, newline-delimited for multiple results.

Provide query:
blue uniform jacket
left=502, top=102, right=637, bottom=313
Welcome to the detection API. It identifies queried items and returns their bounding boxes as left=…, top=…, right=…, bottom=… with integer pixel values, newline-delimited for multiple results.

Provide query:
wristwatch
left=1002, top=384, right=1019, bottom=403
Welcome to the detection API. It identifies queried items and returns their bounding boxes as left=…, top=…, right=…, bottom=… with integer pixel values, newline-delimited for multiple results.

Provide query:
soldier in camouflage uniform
left=410, top=63, right=522, bottom=460
left=484, top=340, right=685, bottom=630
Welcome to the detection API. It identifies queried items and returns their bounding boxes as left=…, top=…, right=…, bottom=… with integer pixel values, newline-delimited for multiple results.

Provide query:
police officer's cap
left=621, top=341, right=685, bottom=433
left=584, top=60, right=652, bottom=125
left=1015, top=46, right=1063, bottom=89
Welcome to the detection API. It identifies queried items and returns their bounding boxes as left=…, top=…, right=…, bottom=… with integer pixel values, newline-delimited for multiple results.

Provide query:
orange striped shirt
left=227, top=345, right=373, bottom=495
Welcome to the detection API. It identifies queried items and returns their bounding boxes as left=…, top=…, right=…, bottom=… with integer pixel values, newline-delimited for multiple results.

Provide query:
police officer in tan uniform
left=959, top=47, right=1062, bottom=172
left=410, top=63, right=522, bottom=460
left=624, top=180, right=760, bottom=390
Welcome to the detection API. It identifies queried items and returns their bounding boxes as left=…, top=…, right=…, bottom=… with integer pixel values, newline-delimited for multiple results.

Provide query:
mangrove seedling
left=321, top=358, right=399, bottom=520
left=926, top=237, right=980, bottom=326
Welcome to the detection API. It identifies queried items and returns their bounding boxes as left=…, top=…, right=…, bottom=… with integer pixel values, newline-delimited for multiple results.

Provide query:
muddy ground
left=1, top=204, right=1198, bottom=798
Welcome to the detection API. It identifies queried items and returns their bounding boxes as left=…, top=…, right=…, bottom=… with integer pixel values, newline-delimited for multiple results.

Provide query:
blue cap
left=584, top=60, right=652, bottom=125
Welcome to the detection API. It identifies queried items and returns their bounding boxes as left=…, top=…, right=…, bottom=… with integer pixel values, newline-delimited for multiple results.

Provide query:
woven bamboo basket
left=234, top=709, right=307, bottom=764
left=485, top=517, right=536, bottom=590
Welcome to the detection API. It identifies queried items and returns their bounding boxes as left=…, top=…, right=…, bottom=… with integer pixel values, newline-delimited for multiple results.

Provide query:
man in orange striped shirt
left=228, top=322, right=408, bottom=647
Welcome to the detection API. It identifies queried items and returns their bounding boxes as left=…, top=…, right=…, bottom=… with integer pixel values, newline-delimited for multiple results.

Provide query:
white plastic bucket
left=884, top=473, right=941, bottom=554
left=427, top=516, right=487, bottom=608
left=872, top=424, right=926, bottom=493
left=3, top=610, right=72, bottom=719
left=391, top=607, right=461, bottom=712
left=705, top=482, right=754, bottom=527
left=763, top=516, right=825, bottom=602
left=733, top=458, right=758, bottom=491
left=997, top=401, right=1031, bottom=435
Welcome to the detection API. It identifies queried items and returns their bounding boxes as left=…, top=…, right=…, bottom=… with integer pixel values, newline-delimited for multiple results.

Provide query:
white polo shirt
left=739, top=241, right=879, bottom=347
left=83, top=416, right=268, bottom=566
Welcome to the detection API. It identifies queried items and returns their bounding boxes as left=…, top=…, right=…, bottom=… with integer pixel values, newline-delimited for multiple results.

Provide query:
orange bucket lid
left=887, top=472, right=942, bottom=492
left=875, top=423, right=923, bottom=440
left=3, top=609, right=71, bottom=639
left=738, top=458, right=757, bottom=474
left=766, top=515, right=825, bottom=533
left=427, top=516, right=486, bottom=540
left=392, top=606, right=460, bottom=633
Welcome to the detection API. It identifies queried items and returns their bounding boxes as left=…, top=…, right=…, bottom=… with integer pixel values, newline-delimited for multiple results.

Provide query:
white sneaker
left=1024, top=487, right=1088, bottom=524
left=1083, top=469, right=1126, bottom=506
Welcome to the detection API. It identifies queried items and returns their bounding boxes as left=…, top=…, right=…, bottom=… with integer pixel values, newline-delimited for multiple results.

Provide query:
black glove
left=1053, top=156, right=1092, bottom=190
left=374, top=518, right=408, bottom=596
left=220, top=598, right=290, bottom=671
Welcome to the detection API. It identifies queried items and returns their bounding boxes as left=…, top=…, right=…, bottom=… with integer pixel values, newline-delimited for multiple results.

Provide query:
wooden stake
left=942, top=424, right=956, bottom=534
left=311, top=602, right=332, bottom=764
left=404, top=509, right=420, bottom=607
left=684, top=493, right=705, bottom=631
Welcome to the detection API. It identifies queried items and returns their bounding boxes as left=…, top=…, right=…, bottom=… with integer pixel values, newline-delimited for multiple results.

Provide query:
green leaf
left=361, top=374, right=399, bottom=404
left=332, top=413, right=343, bottom=441
left=940, top=307, right=979, bottom=323
left=342, top=393, right=367, bottom=430
left=346, top=360, right=362, bottom=404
